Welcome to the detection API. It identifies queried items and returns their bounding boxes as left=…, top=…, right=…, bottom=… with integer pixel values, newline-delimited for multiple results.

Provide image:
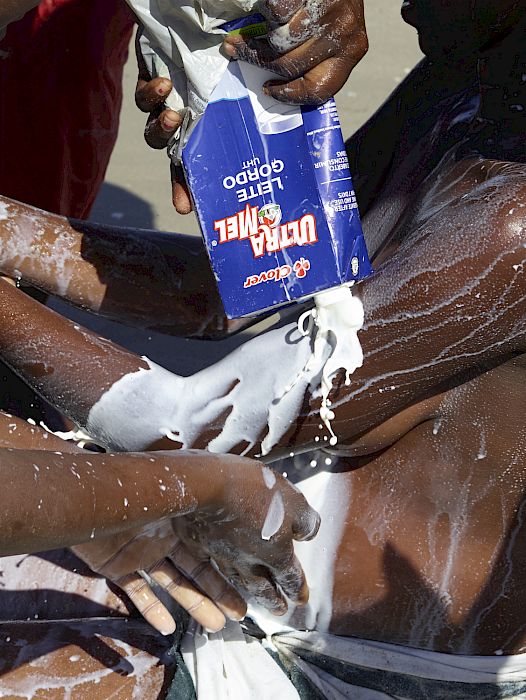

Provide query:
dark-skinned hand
left=134, top=1, right=367, bottom=212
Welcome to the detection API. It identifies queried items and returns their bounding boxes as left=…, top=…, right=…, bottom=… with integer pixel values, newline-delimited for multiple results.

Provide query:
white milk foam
left=249, top=467, right=350, bottom=635
left=296, top=286, right=364, bottom=445
left=40, top=422, right=97, bottom=449
left=86, top=289, right=364, bottom=455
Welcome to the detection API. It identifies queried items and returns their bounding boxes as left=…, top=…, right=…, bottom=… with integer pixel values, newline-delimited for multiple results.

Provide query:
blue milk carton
left=182, top=16, right=372, bottom=319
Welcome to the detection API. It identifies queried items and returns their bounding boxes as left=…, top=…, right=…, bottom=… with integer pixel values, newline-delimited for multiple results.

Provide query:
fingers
left=291, top=495, right=321, bottom=542
left=136, top=76, right=173, bottom=113
left=117, top=572, right=176, bottom=636
left=171, top=163, right=193, bottom=214
left=144, top=109, right=182, bottom=150
left=218, top=540, right=306, bottom=614
left=237, top=555, right=307, bottom=612
left=147, top=558, right=227, bottom=633
left=227, top=3, right=325, bottom=60
left=168, top=540, right=247, bottom=621
left=135, top=22, right=186, bottom=203
left=264, top=56, right=355, bottom=104
left=233, top=566, right=289, bottom=615
left=225, top=33, right=334, bottom=82
left=135, top=76, right=191, bottom=214
left=271, top=553, right=309, bottom=605
left=223, top=0, right=368, bottom=105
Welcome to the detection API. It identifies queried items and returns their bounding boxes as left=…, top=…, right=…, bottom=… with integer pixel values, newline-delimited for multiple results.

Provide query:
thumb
left=290, top=493, right=321, bottom=542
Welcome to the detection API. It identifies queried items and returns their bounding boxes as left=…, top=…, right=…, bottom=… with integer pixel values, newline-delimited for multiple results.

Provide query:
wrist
left=175, top=452, right=259, bottom=516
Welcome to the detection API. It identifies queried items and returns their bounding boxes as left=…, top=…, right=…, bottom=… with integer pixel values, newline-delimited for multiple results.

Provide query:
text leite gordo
left=223, top=160, right=284, bottom=204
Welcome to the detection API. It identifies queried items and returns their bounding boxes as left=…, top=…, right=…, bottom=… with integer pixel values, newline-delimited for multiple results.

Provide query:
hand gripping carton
left=182, top=16, right=372, bottom=319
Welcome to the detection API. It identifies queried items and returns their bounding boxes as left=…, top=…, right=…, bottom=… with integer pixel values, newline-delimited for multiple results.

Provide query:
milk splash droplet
left=297, top=285, right=364, bottom=445
left=262, top=466, right=276, bottom=489
left=261, top=491, right=285, bottom=541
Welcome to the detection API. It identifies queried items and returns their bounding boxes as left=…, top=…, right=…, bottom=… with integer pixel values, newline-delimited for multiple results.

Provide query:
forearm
left=0, top=447, right=232, bottom=555
left=0, top=276, right=147, bottom=424
left=0, top=196, right=249, bottom=338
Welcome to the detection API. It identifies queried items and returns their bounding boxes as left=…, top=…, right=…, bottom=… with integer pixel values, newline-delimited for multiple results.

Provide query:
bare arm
left=0, top=444, right=315, bottom=555
left=0, top=392, right=321, bottom=632
left=0, top=447, right=214, bottom=555
left=1, top=164, right=523, bottom=459
left=0, top=432, right=319, bottom=630
left=0, top=196, right=254, bottom=338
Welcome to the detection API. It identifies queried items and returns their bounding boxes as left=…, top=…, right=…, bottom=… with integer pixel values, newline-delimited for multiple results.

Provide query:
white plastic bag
left=126, top=0, right=259, bottom=149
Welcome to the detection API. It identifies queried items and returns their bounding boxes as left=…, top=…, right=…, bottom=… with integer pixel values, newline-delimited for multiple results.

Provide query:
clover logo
left=293, top=258, right=311, bottom=279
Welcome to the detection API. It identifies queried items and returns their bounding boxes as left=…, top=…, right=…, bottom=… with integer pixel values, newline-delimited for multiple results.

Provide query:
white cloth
left=274, top=630, right=526, bottom=699
left=181, top=622, right=526, bottom=700
left=181, top=620, right=300, bottom=700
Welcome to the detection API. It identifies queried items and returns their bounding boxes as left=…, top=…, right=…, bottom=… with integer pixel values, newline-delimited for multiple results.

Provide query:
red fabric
left=0, top=0, right=134, bottom=218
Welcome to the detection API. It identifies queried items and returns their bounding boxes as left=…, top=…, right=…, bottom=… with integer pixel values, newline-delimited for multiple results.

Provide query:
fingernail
left=223, top=607, right=246, bottom=622
left=266, top=599, right=287, bottom=616
left=162, top=114, right=179, bottom=131
left=297, top=512, right=321, bottom=541
left=231, top=611, right=246, bottom=622
left=205, top=622, right=225, bottom=634
left=159, top=620, right=177, bottom=636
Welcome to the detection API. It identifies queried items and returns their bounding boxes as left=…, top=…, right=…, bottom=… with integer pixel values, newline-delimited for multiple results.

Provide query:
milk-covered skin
left=249, top=355, right=526, bottom=653
left=0, top=0, right=525, bottom=658
left=0, top=197, right=250, bottom=338
left=85, top=290, right=365, bottom=457
left=0, top=408, right=319, bottom=633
